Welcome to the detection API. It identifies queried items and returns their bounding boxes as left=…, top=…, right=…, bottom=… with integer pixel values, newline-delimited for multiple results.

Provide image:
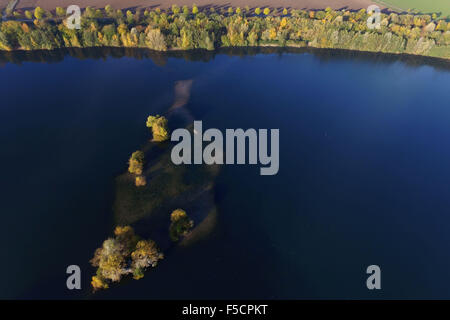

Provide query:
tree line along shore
left=0, top=5, right=448, bottom=59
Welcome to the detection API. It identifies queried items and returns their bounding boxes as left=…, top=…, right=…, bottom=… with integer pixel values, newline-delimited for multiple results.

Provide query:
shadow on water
left=1, top=46, right=449, bottom=71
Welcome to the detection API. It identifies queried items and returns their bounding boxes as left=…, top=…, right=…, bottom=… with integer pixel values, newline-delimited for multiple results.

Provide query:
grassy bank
left=0, top=6, right=449, bottom=59
left=374, top=0, right=450, bottom=19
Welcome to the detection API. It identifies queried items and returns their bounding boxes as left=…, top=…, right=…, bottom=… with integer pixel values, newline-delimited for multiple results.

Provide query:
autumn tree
left=91, top=238, right=128, bottom=283
left=128, top=150, right=144, bottom=175
left=133, top=267, right=145, bottom=280
left=114, top=225, right=139, bottom=252
left=146, top=28, right=167, bottom=51
left=90, top=226, right=163, bottom=290
left=116, top=9, right=124, bottom=19
left=146, top=115, right=169, bottom=141
left=169, top=209, right=194, bottom=242
left=125, top=10, right=133, bottom=24
left=25, top=10, right=33, bottom=19
left=172, top=5, right=180, bottom=15
left=34, top=7, right=45, bottom=20
left=91, top=274, right=109, bottom=291
left=95, top=9, right=104, bottom=19
left=85, top=6, right=95, bottom=18
left=131, top=240, right=164, bottom=271
left=135, top=175, right=147, bottom=187
left=56, top=7, right=66, bottom=17
left=104, top=5, right=114, bottom=18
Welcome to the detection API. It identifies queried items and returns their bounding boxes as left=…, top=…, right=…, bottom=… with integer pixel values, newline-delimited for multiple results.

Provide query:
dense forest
left=0, top=5, right=449, bottom=59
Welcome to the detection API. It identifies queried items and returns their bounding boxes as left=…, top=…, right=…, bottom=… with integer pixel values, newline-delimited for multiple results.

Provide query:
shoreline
left=1, top=43, right=449, bottom=62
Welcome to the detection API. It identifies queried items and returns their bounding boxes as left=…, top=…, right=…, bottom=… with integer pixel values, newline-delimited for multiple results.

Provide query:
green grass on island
left=114, top=140, right=219, bottom=227
left=375, top=0, right=450, bottom=19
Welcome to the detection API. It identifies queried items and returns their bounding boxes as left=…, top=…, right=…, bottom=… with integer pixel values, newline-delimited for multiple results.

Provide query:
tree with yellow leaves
left=135, top=175, right=147, bottom=187
left=128, top=150, right=144, bottom=175
left=114, top=225, right=138, bottom=252
left=91, top=275, right=109, bottom=291
left=56, top=7, right=65, bottom=17
left=24, top=10, right=33, bottom=19
left=34, top=7, right=45, bottom=20
left=172, top=5, right=180, bottom=15
left=126, top=10, right=134, bottom=24
left=146, top=115, right=169, bottom=141
left=90, top=238, right=128, bottom=283
left=131, top=240, right=164, bottom=270
left=169, top=209, right=194, bottom=242
left=90, top=225, right=163, bottom=291
left=146, top=28, right=167, bottom=51
left=117, top=23, right=128, bottom=35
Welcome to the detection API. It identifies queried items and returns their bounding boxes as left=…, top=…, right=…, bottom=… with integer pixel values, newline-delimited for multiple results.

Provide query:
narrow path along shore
left=0, top=0, right=381, bottom=11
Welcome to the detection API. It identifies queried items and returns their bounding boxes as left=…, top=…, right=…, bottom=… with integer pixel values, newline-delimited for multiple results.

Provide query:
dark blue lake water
left=1, top=48, right=449, bottom=299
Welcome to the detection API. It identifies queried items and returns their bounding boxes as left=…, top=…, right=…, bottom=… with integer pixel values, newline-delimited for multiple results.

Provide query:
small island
left=90, top=107, right=216, bottom=291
